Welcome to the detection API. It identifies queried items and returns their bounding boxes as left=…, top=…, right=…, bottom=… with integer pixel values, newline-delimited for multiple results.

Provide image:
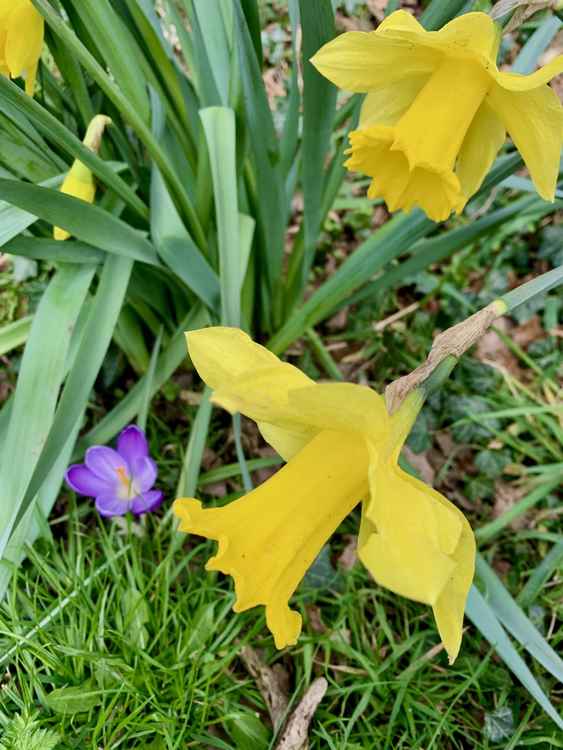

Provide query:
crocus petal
left=130, top=456, right=157, bottom=493
left=456, top=100, right=505, bottom=207
left=5, top=1, right=43, bottom=79
left=85, top=445, right=128, bottom=481
left=174, top=430, right=369, bottom=649
left=117, top=425, right=149, bottom=469
left=65, top=464, right=113, bottom=497
left=95, top=493, right=130, bottom=518
left=487, top=82, right=563, bottom=202
left=131, top=490, right=163, bottom=516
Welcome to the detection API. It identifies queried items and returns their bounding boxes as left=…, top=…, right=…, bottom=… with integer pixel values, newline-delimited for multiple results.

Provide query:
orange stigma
left=116, top=466, right=129, bottom=488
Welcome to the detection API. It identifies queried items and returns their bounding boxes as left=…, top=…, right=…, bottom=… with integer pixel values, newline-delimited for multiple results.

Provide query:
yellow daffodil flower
left=0, top=0, right=44, bottom=95
left=174, top=327, right=475, bottom=663
left=55, top=115, right=112, bottom=241
left=311, top=11, right=563, bottom=222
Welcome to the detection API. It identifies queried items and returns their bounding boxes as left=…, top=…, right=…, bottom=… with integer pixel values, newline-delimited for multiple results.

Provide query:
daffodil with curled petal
left=0, top=0, right=44, bottom=95
left=174, top=328, right=475, bottom=663
left=311, top=10, right=563, bottom=221
left=55, top=115, right=112, bottom=241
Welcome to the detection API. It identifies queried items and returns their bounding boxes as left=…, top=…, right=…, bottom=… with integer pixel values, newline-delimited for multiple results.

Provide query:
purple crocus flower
left=65, top=425, right=163, bottom=517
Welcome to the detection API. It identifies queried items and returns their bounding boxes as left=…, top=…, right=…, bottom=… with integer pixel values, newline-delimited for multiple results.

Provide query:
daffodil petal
left=187, top=327, right=307, bottom=390
left=376, top=9, right=424, bottom=34
left=287, top=383, right=389, bottom=441
left=432, top=516, right=475, bottom=664
left=5, top=1, right=43, bottom=79
left=360, top=75, right=430, bottom=128
left=456, top=100, right=505, bottom=208
left=359, top=460, right=462, bottom=607
left=435, top=11, right=500, bottom=62
left=310, top=30, right=437, bottom=93
left=174, top=430, right=368, bottom=649
left=487, top=82, right=563, bottom=201
left=494, top=56, right=563, bottom=91
left=257, top=422, right=315, bottom=462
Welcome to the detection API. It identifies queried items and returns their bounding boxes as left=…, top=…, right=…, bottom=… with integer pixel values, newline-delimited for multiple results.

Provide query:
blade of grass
left=518, top=541, right=563, bottom=608
left=465, top=586, right=563, bottom=730
left=512, top=14, right=561, bottom=73
left=137, top=327, right=163, bottom=432
left=476, top=478, right=561, bottom=544
left=475, top=556, right=563, bottom=683
left=176, top=387, right=213, bottom=497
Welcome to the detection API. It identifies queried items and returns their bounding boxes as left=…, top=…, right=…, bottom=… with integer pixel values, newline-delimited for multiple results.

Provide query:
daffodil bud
left=54, top=115, right=112, bottom=241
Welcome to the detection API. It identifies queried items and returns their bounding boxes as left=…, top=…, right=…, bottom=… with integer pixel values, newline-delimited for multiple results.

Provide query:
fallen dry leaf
left=512, top=315, right=545, bottom=349
left=492, top=481, right=528, bottom=530
left=274, top=678, right=328, bottom=750
left=367, top=0, right=389, bottom=21
left=475, top=318, right=521, bottom=374
left=337, top=534, right=358, bottom=571
left=305, top=604, right=326, bottom=635
left=402, top=446, right=436, bottom=485
left=240, top=645, right=289, bottom=731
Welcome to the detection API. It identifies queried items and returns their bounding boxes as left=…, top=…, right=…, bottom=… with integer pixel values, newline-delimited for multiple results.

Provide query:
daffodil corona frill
left=174, top=328, right=476, bottom=663
left=311, top=11, right=563, bottom=222
left=0, top=0, right=44, bottom=95
left=54, top=115, right=112, bottom=241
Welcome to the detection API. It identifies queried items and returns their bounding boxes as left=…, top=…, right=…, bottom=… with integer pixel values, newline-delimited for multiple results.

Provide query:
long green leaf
left=0, top=316, right=32, bottom=356
left=0, top=264, right=96, bottom=562
left=420, top=0, right=467, bottom=29
left=200, top=106, right=242, bottom=325
left=466, top=586, right=563, bottom=730
left=476, top=556, right=563, bottom=683
left=233, top=0, right=285, bottom=324
left=6, top=255, right=134, bottom=552
left=6, top=237, right=105, bottom=264
left=0, top=180, right=158, bottom=265
left=298, top=0, right=336, bottom=289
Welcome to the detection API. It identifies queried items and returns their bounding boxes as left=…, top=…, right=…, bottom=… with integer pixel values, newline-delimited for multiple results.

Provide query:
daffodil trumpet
left=311, top=10, right=563, bottom=222
left=174, top=327, right=475, bottom=663
left=54, top=115, right=112, bottom=241
left=0, top=0, right=44, bottom=95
